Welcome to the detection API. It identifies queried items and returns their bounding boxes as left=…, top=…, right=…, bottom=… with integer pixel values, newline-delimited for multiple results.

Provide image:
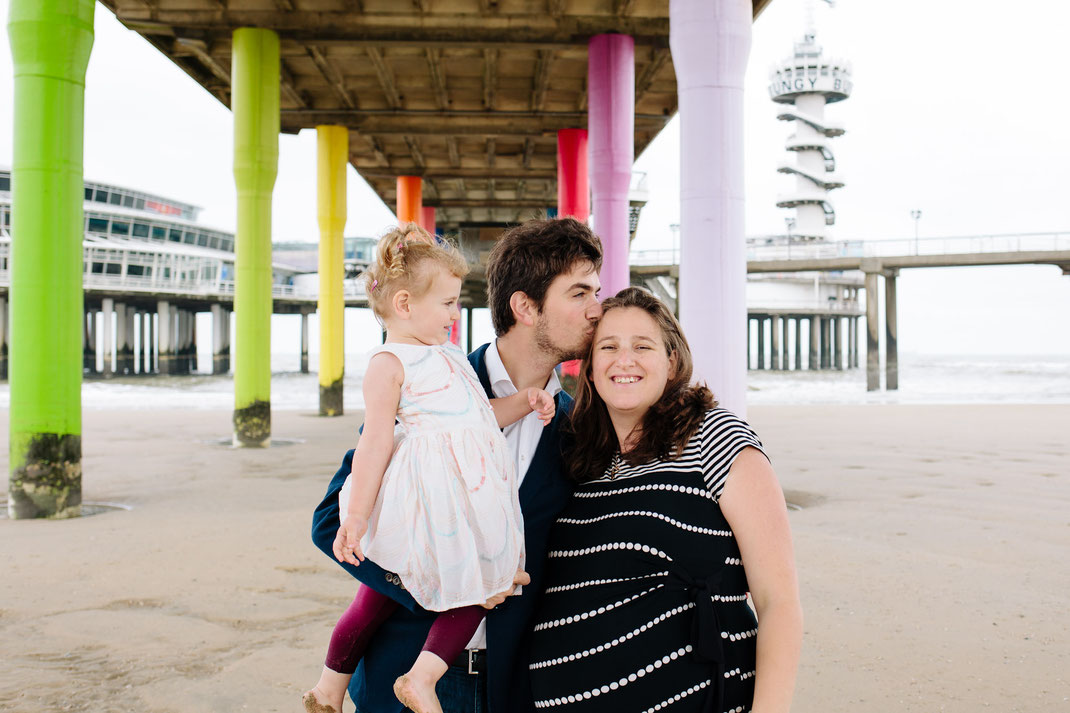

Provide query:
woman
left=529, top=287, right=802, bottom=713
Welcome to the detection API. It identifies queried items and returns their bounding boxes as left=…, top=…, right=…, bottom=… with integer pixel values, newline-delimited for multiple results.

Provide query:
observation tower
left=769, top=8, right=852, bottom=241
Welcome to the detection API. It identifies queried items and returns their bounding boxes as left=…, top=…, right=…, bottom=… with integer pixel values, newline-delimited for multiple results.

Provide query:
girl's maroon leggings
left=325, top=584, right=486, bottom=675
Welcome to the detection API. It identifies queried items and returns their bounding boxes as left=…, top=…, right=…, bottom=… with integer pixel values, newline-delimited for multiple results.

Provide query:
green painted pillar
left=232, top=28, right=279, bottom=447
left=7, top=0, right=94, bottom=519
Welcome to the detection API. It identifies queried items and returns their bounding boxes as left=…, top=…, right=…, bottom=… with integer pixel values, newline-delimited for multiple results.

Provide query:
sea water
left=0, top=352, right=1066, bottom=412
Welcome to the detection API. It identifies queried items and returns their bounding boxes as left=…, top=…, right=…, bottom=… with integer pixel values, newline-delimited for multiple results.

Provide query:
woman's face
left=590, top=306, right=676, bottom=426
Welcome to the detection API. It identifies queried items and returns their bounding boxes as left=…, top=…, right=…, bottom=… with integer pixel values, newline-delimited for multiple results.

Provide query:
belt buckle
left=467, top=649, right=478, bottom=675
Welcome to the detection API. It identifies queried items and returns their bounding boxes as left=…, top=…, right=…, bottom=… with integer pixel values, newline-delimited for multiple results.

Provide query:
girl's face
left=590, top=306, right=676, bottom=426
left=402, top=264, right=463, bottom=345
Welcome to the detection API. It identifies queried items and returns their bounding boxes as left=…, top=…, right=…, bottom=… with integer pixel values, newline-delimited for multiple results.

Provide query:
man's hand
left=527, top=388, right=555, bottom=426
left=482, top=569, right=531, bottom=609
left=333, top=514, right=369, bottom=565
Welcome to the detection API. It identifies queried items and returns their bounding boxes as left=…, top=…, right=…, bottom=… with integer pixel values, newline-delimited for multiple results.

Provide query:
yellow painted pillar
left=231, top=28, right=279, bottom=447
left=317, top=125, right=347, bottom=416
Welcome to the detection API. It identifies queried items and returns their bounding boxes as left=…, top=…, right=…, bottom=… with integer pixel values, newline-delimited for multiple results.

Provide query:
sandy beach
left=0, top=404, right=1067, bottom=713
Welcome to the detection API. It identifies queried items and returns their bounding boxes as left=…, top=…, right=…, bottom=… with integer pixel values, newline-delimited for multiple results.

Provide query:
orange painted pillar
left=397, top=176, right=422, bottom=225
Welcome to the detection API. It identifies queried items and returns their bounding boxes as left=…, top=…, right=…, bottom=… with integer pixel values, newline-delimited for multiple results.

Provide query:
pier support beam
left=211, top=304, right=229, bottom=375
left=835, top=316, right=845, bottom=370
left=301, top=310, right=310, bottom=374
left=7, top=0, right=93, bottom=519
left=115, top=303, right=131, bottom=375
left=782, top=317, right=790, bottom=370
left=672, top=0, right=750, bottom=415
left=83, top=308, right=95, bottom=375
left=770, top=315, right=781, bottom=370
left=157, top=300, right=173, bottom=375
left=865, top=271, right=880, bottom=391
left=819, top=316, right=829, bottom=369
left=0, top=296, right=8, bottom=380
left=885, top=270, right=899, bottom=390
left=101, top=298, right=114, bottom=377
left=232, top=27, right=279, bottom=447
left=588, top=33, right=634, bottom=299
left=176, top=310, right=188, bottom=374
left=793, top=318, right=802, bottom=371
left=317, top=125, right=347, bottom=415
left=809, top=316, right=819, bottom=370
left=756, top=317, right=765, bottom=370
left=145, top=311, right=154, bottom=374
left=847, top=316, right=855, bottom=368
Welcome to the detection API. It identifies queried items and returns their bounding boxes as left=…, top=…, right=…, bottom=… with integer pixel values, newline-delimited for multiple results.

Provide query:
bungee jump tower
left=746, top=2, right=862, bottom=374
left=770, top=5, right=852, bottom=240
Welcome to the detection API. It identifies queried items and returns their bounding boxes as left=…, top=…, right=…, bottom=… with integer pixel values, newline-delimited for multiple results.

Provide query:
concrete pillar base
left=7, top=433, right=82, bottom=519
left=320, top=379, right=344, bottom=417
left=234, top=401, right=271, bottom=447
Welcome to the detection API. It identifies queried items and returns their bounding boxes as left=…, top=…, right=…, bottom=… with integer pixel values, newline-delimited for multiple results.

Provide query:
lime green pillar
left=232, top=28, right=279, bottom=447
left=317, top=125, right=347, bottom=416
left=7, top=0, right=94, bottom=519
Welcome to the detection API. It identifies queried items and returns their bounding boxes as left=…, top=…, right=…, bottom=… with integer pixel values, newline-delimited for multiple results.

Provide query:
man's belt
left=450, top=648, right=487, bottom=675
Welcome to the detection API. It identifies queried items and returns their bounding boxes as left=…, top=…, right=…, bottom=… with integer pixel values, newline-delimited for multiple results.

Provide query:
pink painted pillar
left=587, top=34, right=634, bottom=299
left=420, top=206, right=437, bottom=236
left=557, top=129, right=589, bottom=221
left=670, top=0, right=752, bottom=417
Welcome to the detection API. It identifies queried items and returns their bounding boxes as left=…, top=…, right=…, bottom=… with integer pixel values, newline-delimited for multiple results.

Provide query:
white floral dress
left=340, top=342, right=525, bottom=611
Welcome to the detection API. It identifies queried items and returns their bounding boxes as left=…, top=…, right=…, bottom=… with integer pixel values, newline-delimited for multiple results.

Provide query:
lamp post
left=785, top=217, right=796, bottom=258
left=911, top=209, right=922, bottom=255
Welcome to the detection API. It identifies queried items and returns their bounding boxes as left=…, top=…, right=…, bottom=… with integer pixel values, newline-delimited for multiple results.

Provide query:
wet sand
left=0, top=404, right=1067, bottom=712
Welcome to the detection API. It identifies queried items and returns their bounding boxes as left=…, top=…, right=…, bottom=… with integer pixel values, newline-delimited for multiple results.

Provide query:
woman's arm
left=335, top=351, right=403, bottom=564
left=719, top=447, right=803, bottom=713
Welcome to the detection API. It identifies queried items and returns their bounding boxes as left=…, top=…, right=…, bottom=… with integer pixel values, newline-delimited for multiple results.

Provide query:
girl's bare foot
left=302, top=687, right=338, bottom=713
left=393, top=674, right=444, bottom=713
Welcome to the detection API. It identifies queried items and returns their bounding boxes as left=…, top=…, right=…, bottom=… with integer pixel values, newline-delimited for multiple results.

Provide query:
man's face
left=532, top=261, right=602, bottom=363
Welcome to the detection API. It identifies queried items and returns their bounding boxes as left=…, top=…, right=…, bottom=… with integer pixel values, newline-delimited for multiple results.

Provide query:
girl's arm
left=489, top=388, right=555, bottom=429
left=719, top=447, right=803, bottom=713
left=335, top=352, right=403, bottom=565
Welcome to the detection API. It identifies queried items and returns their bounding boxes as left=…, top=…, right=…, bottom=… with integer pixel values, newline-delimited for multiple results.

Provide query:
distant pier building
left=0, top=168, right=353, bottom=380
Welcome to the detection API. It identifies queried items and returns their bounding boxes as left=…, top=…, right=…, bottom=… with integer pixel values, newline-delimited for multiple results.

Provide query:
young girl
left=303, top=224, right=555, bottom=713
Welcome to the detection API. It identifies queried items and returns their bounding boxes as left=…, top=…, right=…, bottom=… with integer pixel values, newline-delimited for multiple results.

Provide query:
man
left=311, top=218, right=603, bottom=713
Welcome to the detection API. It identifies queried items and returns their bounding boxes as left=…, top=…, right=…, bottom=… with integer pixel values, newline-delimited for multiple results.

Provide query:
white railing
left=631, top=231, right=1070, bottom=266
left=748, top=299, right=860, bottom=313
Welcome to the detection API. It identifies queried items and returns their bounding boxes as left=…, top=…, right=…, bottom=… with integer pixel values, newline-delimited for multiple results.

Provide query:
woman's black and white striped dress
left=529, top=409, right=767, bottom=713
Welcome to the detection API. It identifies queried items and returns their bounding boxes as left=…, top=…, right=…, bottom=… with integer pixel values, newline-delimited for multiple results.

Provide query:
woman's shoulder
left=691, top=408, right=767, bottom=499
left=695, top=407, right=762, bottom=444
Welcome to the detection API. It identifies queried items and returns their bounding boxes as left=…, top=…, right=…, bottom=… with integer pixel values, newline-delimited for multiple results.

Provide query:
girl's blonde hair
left=363, top=222, right=469, bottom=322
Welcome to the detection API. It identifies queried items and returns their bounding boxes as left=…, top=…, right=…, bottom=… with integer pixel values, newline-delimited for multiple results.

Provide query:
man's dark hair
left=485, top=218, right=603, bottom=337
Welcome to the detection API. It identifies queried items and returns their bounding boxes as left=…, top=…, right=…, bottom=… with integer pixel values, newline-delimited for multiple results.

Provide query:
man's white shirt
left=465, top=339, right=562, bottom=650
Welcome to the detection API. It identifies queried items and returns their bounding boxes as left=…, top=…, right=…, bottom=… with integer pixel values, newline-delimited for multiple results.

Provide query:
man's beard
left=534, top=319, right=588, bottom=363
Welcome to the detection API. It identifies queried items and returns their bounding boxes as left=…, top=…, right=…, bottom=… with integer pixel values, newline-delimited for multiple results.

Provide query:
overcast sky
left=1, top=0, right=1068, bottom=355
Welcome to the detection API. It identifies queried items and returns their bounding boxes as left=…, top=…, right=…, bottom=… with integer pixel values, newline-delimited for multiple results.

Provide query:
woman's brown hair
left=566, top=286, right=716, bottom=483
left=363, top=222, right=469, bottom=323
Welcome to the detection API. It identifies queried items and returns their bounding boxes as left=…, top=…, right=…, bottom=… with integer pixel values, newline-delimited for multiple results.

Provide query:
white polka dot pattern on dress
left=532, top=585, right=664, bottom=632
left=557, top=509, right=734, bottom=537
left=543, top=571, right=669, bottom=594
left=548, top=542, right=673, bottom=561
left=639, top=679, right=712, bottom=713
left=530, top=602, right=696, bottom=670
left=532, top=646, right=695, bottom=708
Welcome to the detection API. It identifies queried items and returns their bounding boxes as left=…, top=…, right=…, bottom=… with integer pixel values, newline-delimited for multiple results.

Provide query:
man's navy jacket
left=310, top=343, right=574, bottom=713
